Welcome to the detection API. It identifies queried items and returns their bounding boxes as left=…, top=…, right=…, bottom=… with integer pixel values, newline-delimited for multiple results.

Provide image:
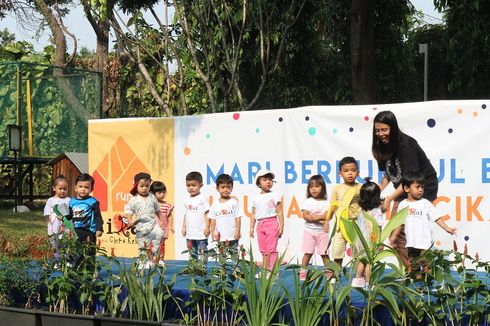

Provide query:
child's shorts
left=137, top=226, right=164, bottom=254
left=331, top=230, right=348, bottom=260
left=303, top=229, right=329, bottom=255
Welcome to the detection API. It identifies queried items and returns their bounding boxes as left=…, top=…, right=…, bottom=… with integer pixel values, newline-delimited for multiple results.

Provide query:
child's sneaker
left=351, top=277, right=366, bottom=288
left=299, top=269, right=307, bottom=281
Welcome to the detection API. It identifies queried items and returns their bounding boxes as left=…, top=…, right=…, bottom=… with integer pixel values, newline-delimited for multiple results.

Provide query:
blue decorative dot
left=308, top=127, right=316, bottom=136
left=332, top=128, right=338, bottom=134
left=255, top=128, right=260, bottom=133
left=305, top=116, right=310, bottom=121
left=349, top=127, right=354, bottom=132
left=427, top=118, right=436, bottom=128
left=464, top=236, right=469, bottom=241
left=278, top=117, right=283, bottom=122
left=448, top=128, right=453, bottom=134
left=482, top=104, right=487, bottom=109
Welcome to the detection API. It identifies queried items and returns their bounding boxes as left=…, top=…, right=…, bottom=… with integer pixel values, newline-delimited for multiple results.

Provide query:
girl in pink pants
left=249, top=170, right=284, bottom=271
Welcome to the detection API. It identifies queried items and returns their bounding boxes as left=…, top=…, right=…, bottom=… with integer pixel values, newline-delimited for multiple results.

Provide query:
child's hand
left=447, top=227, right=457, bottom=235
left=212, top=231, right=220, bottom=241
left=170, top=225, right=175, bottom=233
left=60, top=225, right=66, bottom=233
left=182, top=227, right=186, bottom=237
left=96, top=231, right=103, bottom=237
left=204, top=228, right=210, bottom=237
left=276, top=224, right=284, bottom=238
left=323, top=222, right=329, bottom=233
left=249, top=228, right=254, bottom=238
left=234, top=230, right=241, bottom=240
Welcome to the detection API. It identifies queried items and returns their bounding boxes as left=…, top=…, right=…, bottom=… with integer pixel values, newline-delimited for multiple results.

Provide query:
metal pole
left=419, top=43, right=428, bottom=101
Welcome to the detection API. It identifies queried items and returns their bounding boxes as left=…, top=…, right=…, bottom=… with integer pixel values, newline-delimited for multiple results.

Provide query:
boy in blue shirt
left=68, top=173, right=103, bottom=258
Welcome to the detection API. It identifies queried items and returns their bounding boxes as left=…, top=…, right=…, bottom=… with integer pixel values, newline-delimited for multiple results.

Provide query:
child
left=351, top=178, right=384, bottom=288
left=395, top=172, right=456, bottom=276
left=124, top=172, right=164, bottom=268
left=250, top=169, right=284, bottom=272
left=325, top=156, right=362, bottom=268
left=209, top=173, right=242, bottom=259
left=300, top=175, right=330, bottom=281
left=44, top=175, right=71, bottom=260
left=181, top=171, right=210, bottom=262
left=150, top=181, right=174, bottom=264
left=68, top=173, right=103, bottom=259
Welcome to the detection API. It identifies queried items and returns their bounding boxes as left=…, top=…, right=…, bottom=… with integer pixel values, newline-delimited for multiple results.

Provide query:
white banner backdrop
left=172, top=100, right=490, bottom=263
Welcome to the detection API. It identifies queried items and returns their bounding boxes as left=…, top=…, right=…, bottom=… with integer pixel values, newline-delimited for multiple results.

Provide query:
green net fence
left=0, top=61, right=102, bottom=159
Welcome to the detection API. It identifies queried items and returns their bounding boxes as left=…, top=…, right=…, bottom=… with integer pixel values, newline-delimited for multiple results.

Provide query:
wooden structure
left=48, top=152, right=88, bottom=197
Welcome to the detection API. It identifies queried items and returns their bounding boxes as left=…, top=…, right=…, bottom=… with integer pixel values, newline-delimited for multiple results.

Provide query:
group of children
left=44, top=157, right=457, bottom=284
left=44, top=173, right=103, bottom=265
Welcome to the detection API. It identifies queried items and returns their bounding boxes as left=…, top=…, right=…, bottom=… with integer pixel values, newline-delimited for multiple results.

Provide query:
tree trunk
left=350, top=0, right=375, bottom=104
left=34, top=0, right=66, bottom=66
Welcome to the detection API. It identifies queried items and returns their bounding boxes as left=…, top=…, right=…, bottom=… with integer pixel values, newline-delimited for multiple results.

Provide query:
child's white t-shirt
left=399, top=198, right=441, bottom=250
left=252, top=191, right=281, bottom=220
left=301, top=197, right=329, bottom=232
left=184, top=193, right=210, bottom=240
left=44, top=196, right=71, bottom=235
left=208, top=197, right=243, bottom=241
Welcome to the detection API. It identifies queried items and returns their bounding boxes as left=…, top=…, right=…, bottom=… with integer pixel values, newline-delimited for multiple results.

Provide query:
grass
left=0, top=207, right=48, bottom=258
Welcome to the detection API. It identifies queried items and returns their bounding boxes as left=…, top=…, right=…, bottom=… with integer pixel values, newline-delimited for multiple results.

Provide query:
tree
left=434, top=0, right=490, bottom=98
left=0, top=28, right=15, bottom=45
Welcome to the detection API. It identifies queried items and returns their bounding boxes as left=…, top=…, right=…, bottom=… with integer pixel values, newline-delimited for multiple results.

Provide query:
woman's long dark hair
left=371, top=110, right=403, bottom=163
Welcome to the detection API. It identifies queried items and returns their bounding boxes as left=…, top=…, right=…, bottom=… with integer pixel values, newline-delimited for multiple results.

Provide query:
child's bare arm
left=436, top=218, right=457, bottom=235
left=169, top=211, right=174, bottom=233
left=182, top=216, right=187, bottom=237
left=210, top=219, right=217, bottom=241
left=276, top=202, right=284, bottom=237
left=389, top=225, right=402, bottom=245
left=204, top=211, right=210, bottom=237
left=250, top=208, right=256, bottom=238
left=235, top=217, right=241, bottom=240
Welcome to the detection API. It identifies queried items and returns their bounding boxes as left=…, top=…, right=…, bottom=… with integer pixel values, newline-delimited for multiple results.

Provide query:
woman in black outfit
left=371, top=110, right=438, bottom=266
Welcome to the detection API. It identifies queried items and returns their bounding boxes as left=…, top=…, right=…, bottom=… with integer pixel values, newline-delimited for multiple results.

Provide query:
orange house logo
left=93, top=137, right=149, bottom=212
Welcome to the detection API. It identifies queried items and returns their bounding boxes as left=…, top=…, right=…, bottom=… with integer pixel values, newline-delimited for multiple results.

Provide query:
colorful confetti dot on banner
left=305, top=116, right=310, bottom=121
left=482, top=104, right=487, bottom=109
left=464, top=236, right=469, bottom=241
left=436, top=240, right=441, bottom=246
left=364, top=116, right=369, bottom=121
left=333, top=128, right=338, bottom=134
left=308, top=127, right=316, bottom=136
left=255, top=128, right=260, bottom=133
left=427, top=118, right=436, bottom=128
left=278, top=117, right=283, bottom=122
left=457, top=108, right=463, bottom=114
left=346, top=247, right=351, bottom=257
left=473, top=111, right=478, bottom=117
left=448, top=128, right=453, bottom=134
left=372, top=107, right=377, bottom=110
left=184, top=147, right=191, bottom=155
left=349, top=127, right=354, bottom=132
left=232, top=113, right=240, bottom=120
left=206, top=133, right=211, bottom=139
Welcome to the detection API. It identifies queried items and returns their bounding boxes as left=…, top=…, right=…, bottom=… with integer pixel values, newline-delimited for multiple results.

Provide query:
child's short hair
left=359, top=177, right=381, bottom=211
left=216, top=173, right=233, bottom=187
left=52, top=175, right=68, bottom=187
left=76, top=173, right=94, bottom=187
left=339, top=156, right=358, bottom=169
left=306, top=175, right=327, bottom=200
left=401, top=172, right=425, bottom=188
left=186, top=171, right=203, bottom=184
left=150, top=181, right=167, bottom=193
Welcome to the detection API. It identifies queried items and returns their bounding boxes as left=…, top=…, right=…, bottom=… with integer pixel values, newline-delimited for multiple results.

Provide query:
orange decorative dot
left=472, top=111, right=478, bottom=117
left=184, top=147, right=191, bottom=155
left=457, top=108, right=463, bottom=114
left=435, top=240, right=442, bottom=246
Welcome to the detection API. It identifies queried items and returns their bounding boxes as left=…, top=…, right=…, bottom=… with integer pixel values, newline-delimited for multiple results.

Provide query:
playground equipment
left=0, top=62, right=102, bottom=204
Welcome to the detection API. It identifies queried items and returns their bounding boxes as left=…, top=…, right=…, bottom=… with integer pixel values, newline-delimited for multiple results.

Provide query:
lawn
left=0, top=208, right=49, bottom=258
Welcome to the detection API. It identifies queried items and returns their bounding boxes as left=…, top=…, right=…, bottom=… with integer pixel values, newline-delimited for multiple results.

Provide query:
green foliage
left=433, top=0, right=490, bottom=98
left=0, top=257, right=41, bottom=308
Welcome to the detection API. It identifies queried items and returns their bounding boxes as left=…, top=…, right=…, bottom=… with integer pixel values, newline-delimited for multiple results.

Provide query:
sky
left=1, top=1, right=442, bottom=52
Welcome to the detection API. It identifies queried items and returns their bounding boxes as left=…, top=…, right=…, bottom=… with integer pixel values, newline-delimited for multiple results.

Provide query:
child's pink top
left=158, top=202, right=173, bottom=239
